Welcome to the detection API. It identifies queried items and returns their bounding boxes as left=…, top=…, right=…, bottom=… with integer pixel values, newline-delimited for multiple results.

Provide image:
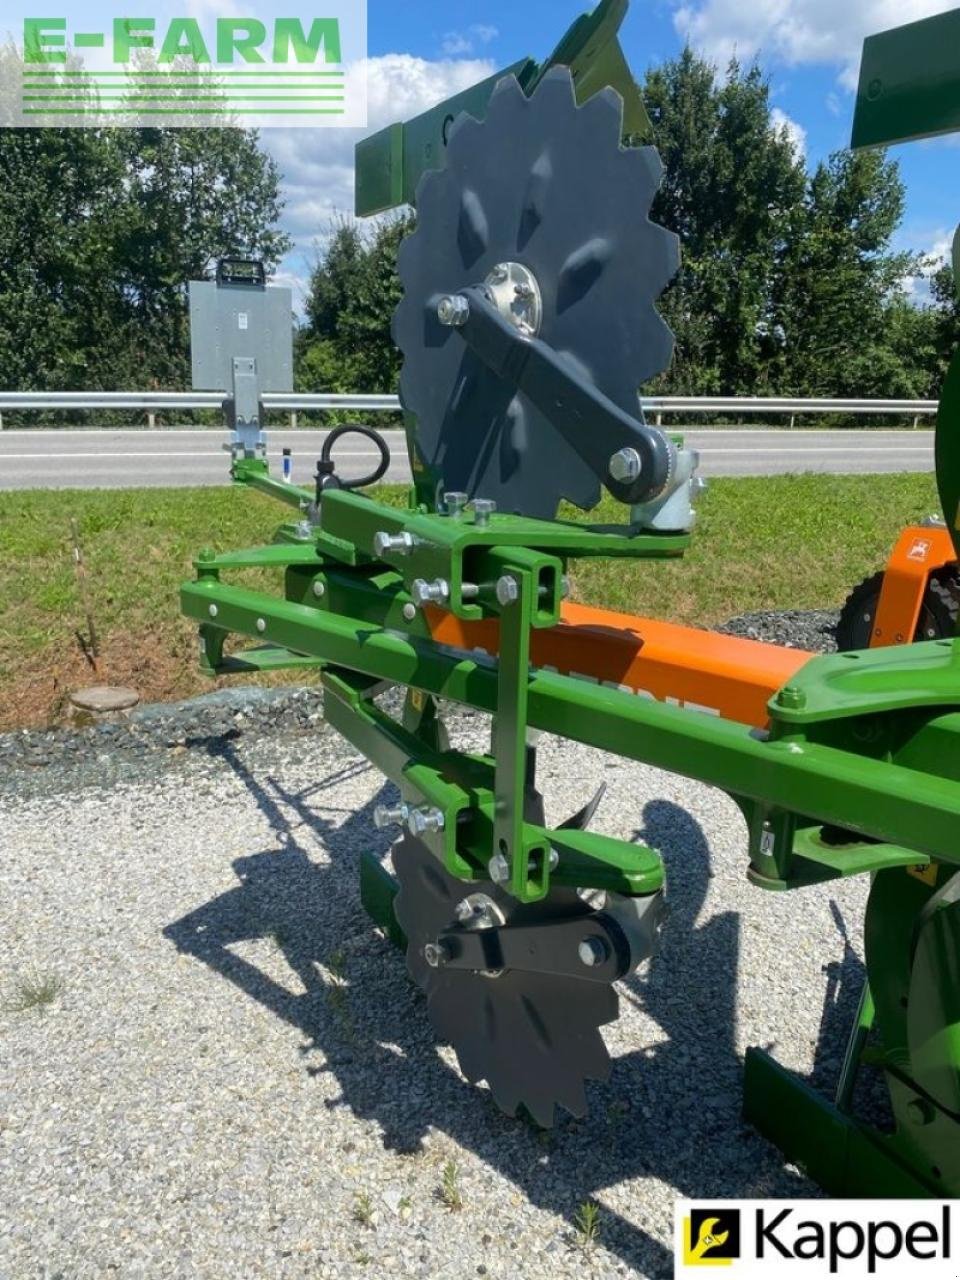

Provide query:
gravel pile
left=1, top=612, right=865, bottom=1278
left=719, top=608, right=839, bottom=653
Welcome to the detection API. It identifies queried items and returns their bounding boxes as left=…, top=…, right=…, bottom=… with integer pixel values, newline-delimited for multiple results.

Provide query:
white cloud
left=770, top=106, right=807, bottom=157
left=441, top=24, right=499, bottom=57
left=673, top=0, right=958, bottom=89
left=261, top=53, right=496, bottom=310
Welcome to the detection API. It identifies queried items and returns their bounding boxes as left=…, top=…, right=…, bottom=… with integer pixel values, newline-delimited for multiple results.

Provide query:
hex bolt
left=496, top=575, right=519, bottom=607
left=548, top=848, right=559, bottom=870
left=461, top=583, right=480, bottom=600
left=412, top=578, right=450, bottom=608
left=437, top=294, right=470, bottom=327
left=408, top=806, right=446, bottom=835
left=443, top=491, right=468, bottom=518
left=609, top=447, right=643, bottom=484
left=423, top=940, right=451, bottom=968
left=312, top=580, right=326, bottom=598
left=777, top=685, right=807, bottom=710
left=514, top=282, right=534, bottom=300
left=256, top=618, right=267, bottom=633
left=578, top=936, right=609, bottom=967
left=488, top=853, right=510, bottom=884
left=373, top=803, right=409, bottom=830
left=208, top=604, right=219, bottom=618
left=373, top=530, right=417, bottom=557
left=402, top=602, right=417, bottom=622
left=470, top=498, right=497, bottom=527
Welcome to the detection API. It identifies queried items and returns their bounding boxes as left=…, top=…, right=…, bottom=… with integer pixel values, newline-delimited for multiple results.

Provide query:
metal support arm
left=452, top=287, right=675, bottom=504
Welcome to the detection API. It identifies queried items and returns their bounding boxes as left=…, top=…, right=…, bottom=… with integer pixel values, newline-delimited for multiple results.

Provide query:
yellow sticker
left=907, top=863, right=938, bottom=887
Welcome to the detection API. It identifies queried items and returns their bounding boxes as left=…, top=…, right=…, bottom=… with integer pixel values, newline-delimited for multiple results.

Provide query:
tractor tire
left=836, top=569, right=959, bottom=651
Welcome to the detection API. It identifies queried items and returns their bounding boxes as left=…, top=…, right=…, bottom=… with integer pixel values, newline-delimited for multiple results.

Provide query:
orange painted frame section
left=871, top=525, right=956, bottom=647
left=428, top=601, right=811, bottom=728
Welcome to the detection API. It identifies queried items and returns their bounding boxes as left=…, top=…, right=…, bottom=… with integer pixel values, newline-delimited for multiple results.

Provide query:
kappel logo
left=675, top=1200, right=958, bottom=1277
left=3, top=0, right=367, bottom=128
left=683, top=1209, right=741, bottom=1267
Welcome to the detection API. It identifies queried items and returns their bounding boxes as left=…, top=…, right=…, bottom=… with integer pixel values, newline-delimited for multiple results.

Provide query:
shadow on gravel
left=166, top=747, right=815, bottom=1280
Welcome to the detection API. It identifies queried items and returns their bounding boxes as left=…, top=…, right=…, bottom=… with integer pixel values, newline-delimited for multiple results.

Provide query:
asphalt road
left=0, top=426, right=935, bottom=491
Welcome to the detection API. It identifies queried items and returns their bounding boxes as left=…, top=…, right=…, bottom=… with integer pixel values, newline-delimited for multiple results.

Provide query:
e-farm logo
left=675, top=1201, right=956, bottom=1278
left=5, top=0, right=367, bottom=127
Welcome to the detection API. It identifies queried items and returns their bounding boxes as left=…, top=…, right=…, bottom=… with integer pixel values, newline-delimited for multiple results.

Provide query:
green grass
left=0, top=473, right=941, bottom=729
left=437, top=1159, right=464, bottom=1211
left=3, top=971, right=64, bottom=1014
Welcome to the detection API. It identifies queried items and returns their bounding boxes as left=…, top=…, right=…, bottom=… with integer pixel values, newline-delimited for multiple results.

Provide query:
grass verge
left=0, top=472, right=940, bottom=731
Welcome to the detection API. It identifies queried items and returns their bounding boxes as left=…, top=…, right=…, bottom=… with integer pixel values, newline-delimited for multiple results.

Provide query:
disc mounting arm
left=447, top=286, right=675, bottom=505
left=431, top=912, right=632, bottom=983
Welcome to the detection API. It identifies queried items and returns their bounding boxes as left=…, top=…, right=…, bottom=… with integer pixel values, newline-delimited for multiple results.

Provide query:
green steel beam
left=852, top=9, right=960, bottom=149
left=180, top=575, right=960, bottom=864
left=355, top=0, right=652, bottom=217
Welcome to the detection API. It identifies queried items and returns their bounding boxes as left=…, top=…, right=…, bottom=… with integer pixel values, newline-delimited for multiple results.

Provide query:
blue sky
left=262, top=0, right=960, bottom=304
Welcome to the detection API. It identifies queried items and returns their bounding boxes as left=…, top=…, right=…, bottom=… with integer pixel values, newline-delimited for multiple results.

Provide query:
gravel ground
left=0, top=612, right=866, bottom=1280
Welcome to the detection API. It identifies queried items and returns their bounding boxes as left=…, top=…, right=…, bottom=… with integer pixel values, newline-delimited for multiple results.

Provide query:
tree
left=774, top=149, right=924, bottom=397
left=297, top=212, right=414, bottom=393
left=643, top=50, right=807, bottom=394
left=0, top=59, right=291, bottom=393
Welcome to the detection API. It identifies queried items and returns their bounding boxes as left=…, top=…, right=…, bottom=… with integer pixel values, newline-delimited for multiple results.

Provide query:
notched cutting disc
left=393, top=834, right=618, bottom=1127
left=393, top=66, right=679, bottom=520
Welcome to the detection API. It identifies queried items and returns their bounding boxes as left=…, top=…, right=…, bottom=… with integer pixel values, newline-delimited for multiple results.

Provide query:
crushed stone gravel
left=1, top=611, right=865, bottom=1279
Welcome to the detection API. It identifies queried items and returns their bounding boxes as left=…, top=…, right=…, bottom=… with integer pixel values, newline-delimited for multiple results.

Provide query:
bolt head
left=443, top=491, right=468, bottom=517
left=578, top=936, right=609, bottom=967
left=777, top=684, right=807, bottom=710
left=312, top=580, right=326, bottom=598
left=402, top=602, right=417, bottom=622
left=437, top=294, right=470, bottom=327
left=609, top=447, right=642, bottom=485
left=471, top=498, right=497, bottom=527
left=423, top=941, right=448, bottom=968
left=208, top=604, right=218, bottom=618
left=496, top=575, right=519, bottom=607
left=256, top=618, right=267, bottom=633
left=373, top=804, right=407, bottom=830
left=488, top=853, right=510, bottom=884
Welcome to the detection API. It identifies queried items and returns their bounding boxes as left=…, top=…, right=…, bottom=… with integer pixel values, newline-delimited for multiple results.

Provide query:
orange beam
left=428, top=601, right=811, bottom=728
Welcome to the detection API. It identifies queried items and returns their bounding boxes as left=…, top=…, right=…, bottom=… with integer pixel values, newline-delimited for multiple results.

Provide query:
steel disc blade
left=393, top=66, right=679, bottom=519
left=393, top=835, right=619, bottom=1127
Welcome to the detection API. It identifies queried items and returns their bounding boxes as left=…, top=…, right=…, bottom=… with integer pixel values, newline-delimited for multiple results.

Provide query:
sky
left=260, top=0, right=960, bottom=308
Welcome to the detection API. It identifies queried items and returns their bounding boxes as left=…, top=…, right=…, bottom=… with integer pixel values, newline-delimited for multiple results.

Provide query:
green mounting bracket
left=355, top=0, right=652, bottom=217
left=852, top=8, right=960, bottom=149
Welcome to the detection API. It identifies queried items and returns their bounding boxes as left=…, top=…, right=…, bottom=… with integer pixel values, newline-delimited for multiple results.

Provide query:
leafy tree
left=643, top=50, right=807, bottom=394
left=774, top=149, right=923, bottom=397
left=0, top=52, right=291, bottom=393
left=297, top=212, right=414, bottom=393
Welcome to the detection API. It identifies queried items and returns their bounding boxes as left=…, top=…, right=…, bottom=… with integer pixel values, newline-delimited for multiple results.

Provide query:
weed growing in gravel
left=326, top=949, right=357, bottom=1042
left=438, top=1160, right=464, bottom=1211
left=352, top=1191, right=374, bottom=1228
left=3, top=971, right=63, bottom=1014
left=574, top=1200, right=601, bottom=1251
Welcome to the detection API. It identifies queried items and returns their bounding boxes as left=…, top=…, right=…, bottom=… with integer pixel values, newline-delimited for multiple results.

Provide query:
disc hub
left=483, top=261, right=542, bottom=337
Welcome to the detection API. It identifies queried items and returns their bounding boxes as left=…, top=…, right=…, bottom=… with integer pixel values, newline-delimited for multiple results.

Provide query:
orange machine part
left=871, top=525, right=956, bottom=647
left=427, top=601, right=811, bottom=728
